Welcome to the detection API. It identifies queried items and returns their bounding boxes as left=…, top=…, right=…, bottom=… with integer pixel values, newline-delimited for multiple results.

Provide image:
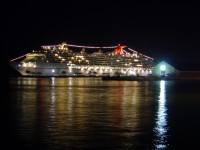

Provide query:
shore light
left=160, top=65, right=166, bottom=71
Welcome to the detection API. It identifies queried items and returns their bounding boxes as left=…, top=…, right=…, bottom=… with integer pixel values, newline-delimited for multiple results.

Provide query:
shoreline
left=2, top=74, right=200, bottom=81
left=101, top=76, right=200, bottom=81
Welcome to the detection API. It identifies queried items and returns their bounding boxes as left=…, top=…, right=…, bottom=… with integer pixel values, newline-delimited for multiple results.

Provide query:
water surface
left=1, top=77, right=200, bottom=149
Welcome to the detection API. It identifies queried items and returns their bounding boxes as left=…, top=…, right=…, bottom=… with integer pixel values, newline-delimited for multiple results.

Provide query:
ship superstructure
left=10, top=42, right=154, bottom=76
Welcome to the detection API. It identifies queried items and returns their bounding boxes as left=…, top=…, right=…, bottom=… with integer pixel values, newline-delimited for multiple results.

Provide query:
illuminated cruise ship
left=10, top=42, right=154, bottom=76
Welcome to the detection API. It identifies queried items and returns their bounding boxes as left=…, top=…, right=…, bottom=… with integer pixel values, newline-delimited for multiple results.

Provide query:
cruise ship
left=10, top=42, right=154, bottom=76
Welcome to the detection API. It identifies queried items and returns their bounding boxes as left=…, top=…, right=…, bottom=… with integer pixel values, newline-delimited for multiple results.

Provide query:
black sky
left=2, top=1, right=200, bottom=71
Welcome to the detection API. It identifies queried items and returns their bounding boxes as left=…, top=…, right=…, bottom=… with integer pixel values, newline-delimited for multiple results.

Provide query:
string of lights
left=128, top=48, right=153, bottom=60
left=42, top=43, right=118, bottom=49
left=10, top=53, right=29, bottom=62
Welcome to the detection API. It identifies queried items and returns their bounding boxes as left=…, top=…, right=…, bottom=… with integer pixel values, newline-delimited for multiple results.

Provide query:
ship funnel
left=112, top=45, right=127, bottom=54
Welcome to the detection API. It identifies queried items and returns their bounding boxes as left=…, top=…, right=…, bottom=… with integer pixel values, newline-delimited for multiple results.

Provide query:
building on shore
left=152, top=61, right=179, bottom=77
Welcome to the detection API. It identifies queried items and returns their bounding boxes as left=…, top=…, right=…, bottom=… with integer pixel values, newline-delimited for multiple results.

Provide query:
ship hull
left=10, top=62, right=81, bottom=76
left=10, top=62, right=152, bottom=77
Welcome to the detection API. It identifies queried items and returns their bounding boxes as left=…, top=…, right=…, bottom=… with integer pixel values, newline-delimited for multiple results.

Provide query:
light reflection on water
left=4, top=77, right=200, bottom=149
left=154, top=80, right=168, bottom=149
left=8, top=77, right=166, bottom=149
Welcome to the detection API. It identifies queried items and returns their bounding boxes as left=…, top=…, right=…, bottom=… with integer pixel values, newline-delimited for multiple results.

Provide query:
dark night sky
left=2, top=1, right=200, bottom=72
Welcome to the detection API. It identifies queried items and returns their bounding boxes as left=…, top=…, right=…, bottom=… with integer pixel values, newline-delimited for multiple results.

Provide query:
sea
left=1, top=77, right=200, bottom=150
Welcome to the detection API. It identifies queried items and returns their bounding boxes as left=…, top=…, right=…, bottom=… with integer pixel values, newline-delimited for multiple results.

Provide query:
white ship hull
left=10, top=62, right=81, bottom=76
left=10, top=62, right=152, bottom=77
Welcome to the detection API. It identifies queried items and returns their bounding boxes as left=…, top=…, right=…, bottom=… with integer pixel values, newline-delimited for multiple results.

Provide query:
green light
left=160, top=65, right=166, bottom=71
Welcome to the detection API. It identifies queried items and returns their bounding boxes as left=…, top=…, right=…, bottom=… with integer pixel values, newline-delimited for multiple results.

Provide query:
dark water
left=1, top=77, right=200, bottom=150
